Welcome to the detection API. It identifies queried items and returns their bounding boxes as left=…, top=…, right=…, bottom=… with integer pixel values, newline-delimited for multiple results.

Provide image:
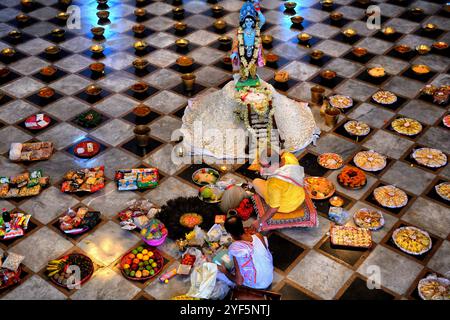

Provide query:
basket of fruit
left=47, top=253, right=94, bottom=289
left=140, top=218, right=168, bottom=247
left=120, top=246, right=164, bottom=281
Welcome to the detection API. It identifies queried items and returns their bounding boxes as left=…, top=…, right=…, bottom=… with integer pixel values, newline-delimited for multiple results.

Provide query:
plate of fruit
left=198, top=185, right=224, bottom=203
left=192, top=168, right=220, bottom=186
left=47, top=253, right=94, bottom=289
left=120, top=246, right=164, bottom=281
left=140, top=218, right=168, bottom=246
left=304, top=176, right=335, bottom=200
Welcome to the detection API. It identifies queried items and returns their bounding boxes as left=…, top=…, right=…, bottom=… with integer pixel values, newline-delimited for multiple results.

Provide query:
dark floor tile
left=121, top=137, right=163, bottom=158
left=339, top=277, right=395, bottom=300
left=319, top=237, right=367, bottom=266
left=278, top=283, right=315, bottom=300
left=268, top=233, right=304, bottom=271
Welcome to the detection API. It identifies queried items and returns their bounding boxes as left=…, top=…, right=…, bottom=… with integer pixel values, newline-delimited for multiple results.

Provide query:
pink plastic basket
left=142, top=232, right=167, bottom=247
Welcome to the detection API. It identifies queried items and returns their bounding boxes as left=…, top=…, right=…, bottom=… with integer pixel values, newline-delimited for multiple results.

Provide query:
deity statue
left=231, top=0, right=266, bottom=89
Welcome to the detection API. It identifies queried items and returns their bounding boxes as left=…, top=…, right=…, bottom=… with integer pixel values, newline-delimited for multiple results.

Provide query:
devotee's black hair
left=224, top=216, right=245, bottom=238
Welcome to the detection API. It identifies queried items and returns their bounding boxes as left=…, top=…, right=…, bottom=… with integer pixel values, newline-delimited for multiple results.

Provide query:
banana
left=48, top=269, right=60, bottom=277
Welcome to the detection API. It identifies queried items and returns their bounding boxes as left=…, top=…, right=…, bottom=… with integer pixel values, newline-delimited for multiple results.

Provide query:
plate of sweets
left=373, top=185, right=408, bottom=208
left=372, top=90, right=397, bottom=105
left=329, top=95, right=353, bottom=109
left=317, top=153, right=344, bottom=169
left=435, top=182, right=450, bottom=201
left=392, top=226, right=432, bottom=256
left=344, top=120, right=370, bottom=137
left=24, top=114, right=51, bottom=130
left=411, top=148, right=447, bottom=168
left=304, top=176, right=335, bottom=200
left=353, top=150, right=387, bottom=172
left=337, top=166, right=367, bottom=189
left=73, top=140, right=100, bottom=158
left=330, top=225, right=372, bottom=249
left=391, top=118, right=422, bottom=136
left=353, top=208, right=384, bottom=231
left=192, top=168, right=220, bottom=186
left=418, top=275, right=450, bottom=300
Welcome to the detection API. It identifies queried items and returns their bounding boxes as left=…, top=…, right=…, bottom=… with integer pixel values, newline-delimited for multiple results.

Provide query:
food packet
left=188, top=226, right=206, bottom=246
left=207, top=224, right=225, bottom=242
left=328, top=206, right=349, bottom=225
left=27, top=170, right=42, bottom=188
left=2, top=252, right=24, bottom=272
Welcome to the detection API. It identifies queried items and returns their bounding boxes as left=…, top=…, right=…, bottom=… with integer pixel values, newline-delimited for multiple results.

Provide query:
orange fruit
left=142, top=270, right=150, bottom=277
left=128, top=253, right=135, bottom=259
left=148, top=251, right=154, bottom=258
left=135, top=271, right=142, bottom=278
left=136, top=253, right=143, bottom=260
left=133, top=258, right=140, bottom=264
left=143, top=255, right=149, bottom=261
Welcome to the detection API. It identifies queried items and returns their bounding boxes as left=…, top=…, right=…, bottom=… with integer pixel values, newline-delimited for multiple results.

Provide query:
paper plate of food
left=418, top=275, right=450, bottom=300
left=337, top=166, right=367, bottom=190
left=73, top=140, right=100, bottom=158
left=353, top=208, right=384, bottom=231
left=353, top=150, right=387, bottom=172
left=392, top=226, right=432, bottom=256
left=329, top=95, right=353, bottom=109
left=391, top=118, right=422, bottom=136
left=373, top=185, right=408, bottom=208
left=372, top=90, right=397, bottom=105
left=411, top=148, right=447, bottom=168
left=198, top=184, right=224, bottom=203
left=24, top=114, right=51, bottom=130
left=304, top=176, right=335, bottom=200
left=317, top=153, right=344, bottom=170
left=192, top=168, right=220, bottom=186
left=344, top=120, right=370, bottom=137
left=435, top=182, right=450, bottom=201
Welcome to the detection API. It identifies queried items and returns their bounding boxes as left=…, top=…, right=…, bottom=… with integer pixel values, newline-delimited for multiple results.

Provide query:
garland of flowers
left=237, top=24, right=261, bottom=80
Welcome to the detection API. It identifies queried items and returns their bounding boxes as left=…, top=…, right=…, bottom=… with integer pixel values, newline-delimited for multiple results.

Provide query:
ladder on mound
left=247, top=107, right=281, bottom=157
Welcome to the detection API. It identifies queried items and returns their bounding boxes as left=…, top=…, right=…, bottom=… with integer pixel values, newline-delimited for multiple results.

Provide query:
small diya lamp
left=45, top=46, right=61, bottom=55
left=394, top=44, right=411, bottom=54
left=133, top=58, right=149, bottom=70
left=410, top=7, right=424, bottom=16
left=59, top=0, right=72, bottom=5
left=1, top=47, right=16, bottom=57
left=134, top=8, right=147, bottom=17
left=222, top=56, right=232, bottom=65
left=329, top=196, right=344, bottom=207
left=422, top=23, right=437, bottom=32
left=218, top=36, right=232, bottom=48
left=51, top=28, right=65, bottom=38
left=133, top=104, right=151, bottom=118
left=381, top=26, right=396, bottom=36
left=310, top=49, right=324, bottom=60
left=416, top=44, right=431, bottom=55
left=56, top=12, right=70, bottom=21
left=211, top=5, right=224, bottom=15
left=174, top=22, right=187, bottom=32
left=96, top=10, right=110, bottom=19
left=172, top=7, right=185, bottom=17
left=321, top=69, right=337, bottom=80
left=175, top=38, right=189, bottom=49
left=90, top=44, right=104, bottom=54
left=133, top=40, right=148, bottom=51
left=352, top=47, right=368, bottom=57
left=91, top=26, right=105, bottom=37
left=181, top=73, right=196, bottom=92
left=8, top=30, right=22, bottom=40
left=176, top=56, right=194, bottom=68
left=411, top=64, right=430, bottom=75
left=131, top=81, right=149, bottom=93
left=265, top=52, right=279, bottom=63
left=16, top=14, right=30, bottom=23
left=284, top=1, right=297, bottom=10
left=85, top=85, right=102, bottom=96
left=38, top=87, right=55, bottom=99
left=432, top=41, right=448, bottom=50
left=367, top=66, right=385, bottom=78
left=89, top=62, right=105, bottom=73
left=290, top=16, right=304, bottom=24
left=274, top=71, right=289, bottom=84
left=321, top=0, right=334, bottom=8
left=40, top=66, right=57, bottom=77
left=330, top=11, right=343, bottom=21
left=261, top=34, right=273, bottom=45
left=132, top=24, right=146, bottom=35
left=342, top=28, right=357, bottom=38
left=213, top=19, right=227, bottom=30
left=298, top=32, right=312, bottom=42
left=21, top=0, right=34, bottom=7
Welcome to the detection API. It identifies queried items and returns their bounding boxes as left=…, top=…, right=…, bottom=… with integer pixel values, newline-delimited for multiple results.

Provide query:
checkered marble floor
left=0, top=0, right=449, bottom=300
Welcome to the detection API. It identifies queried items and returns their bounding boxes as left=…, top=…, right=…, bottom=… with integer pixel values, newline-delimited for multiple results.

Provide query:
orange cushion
left=271, top=206, right=305, bottom=221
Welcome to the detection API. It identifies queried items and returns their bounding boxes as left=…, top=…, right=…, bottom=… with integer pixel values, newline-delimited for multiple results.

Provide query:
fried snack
left=391, top=118, right=422, bottom=136
left=329, top=95, right=353, bottom=109
left=317, top=153, right=344, bottom=170
left=304, top=177, right=335, bottom=200
left=353, top=208, right=384, bottom=230
left=418, top=276, right=450, bottom=300
left=368, top=67, right=385, bottom=78
left=330, top=225, right=372, bottom=248
left=412, top=148, right=447, bottom=168
left=344, top=120, right=370, bottom=136
left=353, top=150, right=387, bottom=171
left=435, top=182, right=450, bottom=201
left=373, top=185, right=408, bottom=208
left=337, top=166, right=366, bottom=189
left=372, top=90, right=397, bottom=105
left=274, top=71, right=289, bottom=83
left=392, top=226, right=431, bottom=255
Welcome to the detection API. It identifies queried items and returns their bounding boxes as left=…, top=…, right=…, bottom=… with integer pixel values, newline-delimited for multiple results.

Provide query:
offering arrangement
left=392, top=226, right=432, bottom=255
left=0, top=209, right=32, bottom=240
left=61, top=166, right=105, bottom=194
left=317, top=153, right=343, bottom=170
left=9, top=142, right=54, bottom=162
left=59, top=207, right=101, bottom=235
left=337, top=166, right=367, bottom=189
left=115, top=168, right=159, bottom=191
left=304, top=176, right=335, bottom=200
left=353, top=150, right=386, bottom=172
left=46, top=253, right=94, bottom=289
left=353, top=208, right=384, bottom=231
left=373, top=185, right=408, bottom=209
left=411, top=148, right=447, bottom=168
left=120, top=246, right=164, bottom=281
left=330, top=225, right=372, bottom=248
left=418, top=275, right=450, bottom=300
left=0, top=170, right=49, bottom=199
left=192, top=168, right=220, bottom=186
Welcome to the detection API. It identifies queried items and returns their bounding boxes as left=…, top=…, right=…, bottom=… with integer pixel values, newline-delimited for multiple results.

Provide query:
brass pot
left=21, top=0, right=34, bottom=7
left=342, top=28, right=357, bottom=38
left=91, top=27, right=105, bottom=36
left=416, top=44, right=431, bottom=55
left=213, top=19, right=227, bottom=30
left=89, top=62, right=105, bottom=73
left=394, top=44, right=411, bottom=54
left=56, top=12, right=70, bottom=21
left=1, top=48, right=16, bottom=57
left=211, top=5, right=223, bottom=14
left=134, top=41, right=148, bottom=51
left=311, top=86, right=325, bottom=105
left=284, top=1, right=296, bottom=10
left=0, top=68, right=11, bottom=78
left=321, top=0, right=334, bottom=7
left=134, top=8, right=147, bottom=17
left=181, top=73, right=196, bottom=92
left=133, top=105, right=151, bottom=118
left=218, top=35, right=232, bottom=46
left=330, top=11, right=343, bottom=21
left=45, top=46, right=61, bottom=55
left=131, top=82, right=149, bottom=93
left=51, top=28, right=65, bottom=38
left=175, top=38, right=189, bottom=48
left=381, top=26, right=396, bottom=35
left=261, top=34, right=273, bottom=45
left=352, top=47, right=367, bottom=57
left=40, top=66, right=57, bottom=77
left=423, top=23, right=437, bottom=32
left=90, top=44, right=104, bottom=54
left=133, top=125, right=151, bottom=147
left=132, top=24, right=146, bottom=34
left=310, top=50, right=324, bottom=60
left=16, top=14, right=30, bottom=23
left=432, top=41, right=448, bottom=50
left=96, top=10, right=110, bottom=19
left=410, top=7, right=424, bottom=16
left=8, top=30, right=22, bottom=39
left=321, top=70, right=337, bottom=80
left=133, top=58, right=149, bottom=70
left=324, top=108, right=340, bottom=127
left=86, top=85, right=102, bottom=96
left=298, top=33, right=312, bottom=42
left=176, top=56, right=194, bottom=67
left=291, top=16, right=304, bottom=24
left=174, top=22, right=187, bottom=32
left=172, top=7, right=185, bottom=16
left=38, top=87, right=55, bottom=99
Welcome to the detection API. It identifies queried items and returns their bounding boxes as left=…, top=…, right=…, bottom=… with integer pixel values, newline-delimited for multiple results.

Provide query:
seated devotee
left=217, top=216, right=273, bottom=290
left=251, top=149, right=306, bottom=228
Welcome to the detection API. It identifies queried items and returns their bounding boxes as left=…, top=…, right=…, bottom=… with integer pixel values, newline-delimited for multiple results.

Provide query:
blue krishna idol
left=231, top=0, right=266, bottom=90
